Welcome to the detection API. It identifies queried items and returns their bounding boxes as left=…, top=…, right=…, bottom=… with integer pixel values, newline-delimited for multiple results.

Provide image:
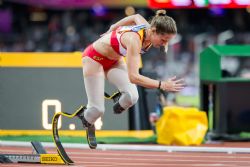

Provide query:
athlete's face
left=150, top=30, right=176, bottom=48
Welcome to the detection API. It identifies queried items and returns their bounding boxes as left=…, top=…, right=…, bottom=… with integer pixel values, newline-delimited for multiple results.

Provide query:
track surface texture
left=1, top=142, right=250, bottom=167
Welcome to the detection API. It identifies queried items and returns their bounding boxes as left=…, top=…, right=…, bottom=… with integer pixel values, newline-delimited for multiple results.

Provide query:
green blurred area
left=0, top=135, right=157, bottom=144
left=176, top=95, right=200, bottom=108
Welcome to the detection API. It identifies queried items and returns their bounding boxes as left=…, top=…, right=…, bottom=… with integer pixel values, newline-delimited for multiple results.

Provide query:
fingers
left=162, top=76, right=187, bottom=92
left=169, top=77, right=185, bottom=83
left=168, top=76, right=177, bottom=81
left=174, top=82, right=186, bottom=88
left=174, top=78, right=185, bottom=84
left=172, top=86, right=185, bottom=92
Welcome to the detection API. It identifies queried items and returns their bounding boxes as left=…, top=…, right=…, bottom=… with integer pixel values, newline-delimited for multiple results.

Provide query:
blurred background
left=0, top=0, right=250, bottom=133
left=1, top=0, right=250, bottom=86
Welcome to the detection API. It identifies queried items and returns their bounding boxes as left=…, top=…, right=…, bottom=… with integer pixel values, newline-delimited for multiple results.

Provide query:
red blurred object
left=148, top=0, right=250, bottom=9
left=148, top=0, right=198, bottom=9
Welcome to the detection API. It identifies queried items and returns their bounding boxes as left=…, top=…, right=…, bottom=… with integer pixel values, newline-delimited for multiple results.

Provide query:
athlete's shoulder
left=131, top=24, right=147, bottom=32
left=118, top=24, right=147, bottom=32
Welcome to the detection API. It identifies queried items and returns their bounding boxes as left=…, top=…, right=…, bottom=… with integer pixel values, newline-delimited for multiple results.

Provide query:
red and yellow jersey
left=110, top=24, right=150, bottom=56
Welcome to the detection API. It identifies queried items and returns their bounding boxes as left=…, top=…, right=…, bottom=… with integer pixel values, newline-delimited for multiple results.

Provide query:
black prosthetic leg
left=77, top=108, right=97, bottom=149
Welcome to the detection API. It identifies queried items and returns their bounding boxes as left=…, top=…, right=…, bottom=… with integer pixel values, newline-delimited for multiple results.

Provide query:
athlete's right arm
left=111, top=14, right=150, bottom=28
left=101, top=14, right=150, bottom=36
left=123, top=32, right=186, bottom=92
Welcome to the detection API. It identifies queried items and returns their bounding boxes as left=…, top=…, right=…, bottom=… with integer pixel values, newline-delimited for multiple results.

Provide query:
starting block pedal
left=0, top=141, right=65, bottom=164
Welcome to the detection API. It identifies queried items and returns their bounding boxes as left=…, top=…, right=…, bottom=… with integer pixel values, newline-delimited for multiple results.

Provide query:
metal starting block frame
left=0, top=141, right=65, bottom=164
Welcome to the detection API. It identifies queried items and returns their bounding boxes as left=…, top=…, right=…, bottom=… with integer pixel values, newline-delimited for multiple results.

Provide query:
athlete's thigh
left=82, top=57, right=105, bottom=108
left=105, top=59, right=137, bottom=92
left=82, top=56, right=104, bottom=77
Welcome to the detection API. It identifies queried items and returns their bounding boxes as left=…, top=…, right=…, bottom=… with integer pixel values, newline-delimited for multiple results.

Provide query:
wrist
left=158, top=81, right=162, bottom=90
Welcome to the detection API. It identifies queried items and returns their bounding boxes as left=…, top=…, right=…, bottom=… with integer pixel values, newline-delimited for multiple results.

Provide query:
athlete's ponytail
left=156, top=10, right=166, bottom=17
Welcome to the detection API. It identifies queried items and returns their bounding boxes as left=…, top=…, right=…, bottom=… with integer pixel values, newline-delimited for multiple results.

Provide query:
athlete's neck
left=143, top=29, right=151, bottom=49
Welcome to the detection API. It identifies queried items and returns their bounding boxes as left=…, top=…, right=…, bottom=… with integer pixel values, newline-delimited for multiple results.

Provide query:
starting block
left=0, top=141, right=65, bottom=164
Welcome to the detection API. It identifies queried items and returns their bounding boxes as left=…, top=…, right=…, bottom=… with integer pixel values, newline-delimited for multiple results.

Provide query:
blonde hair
left=150, top=10, right=177, bottom=34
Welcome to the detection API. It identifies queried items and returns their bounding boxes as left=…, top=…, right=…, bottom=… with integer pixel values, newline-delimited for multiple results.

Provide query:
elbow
left=134, top=14, right=142, bottom=18
left=134, top=14, right=142, bottom=21
left=128, top=73, right=139, bottom=84
left=134, top=14, right=143, bottom=22
left=134, top=14, right=149, bottom=27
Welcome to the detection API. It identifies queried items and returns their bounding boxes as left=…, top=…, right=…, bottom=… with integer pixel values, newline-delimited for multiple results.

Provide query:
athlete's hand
left=160, top=76, right=186, bottom=92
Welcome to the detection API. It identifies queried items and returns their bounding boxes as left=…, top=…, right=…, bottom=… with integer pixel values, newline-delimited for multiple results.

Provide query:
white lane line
left=68, top=151, right=250, bottom=159
left=2, top=148, right=250, bottom=159
left=2, top=141, right=250, bottom=154
left=72, top=156, right=250, bottom=163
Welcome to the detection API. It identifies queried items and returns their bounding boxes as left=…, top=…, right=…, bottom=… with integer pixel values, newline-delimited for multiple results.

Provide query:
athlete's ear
left=151, top=27, right=157, bottom=33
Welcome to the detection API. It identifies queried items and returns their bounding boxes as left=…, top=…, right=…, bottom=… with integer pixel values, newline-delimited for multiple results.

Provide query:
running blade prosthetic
left=77, top=107, right=97, bottom=149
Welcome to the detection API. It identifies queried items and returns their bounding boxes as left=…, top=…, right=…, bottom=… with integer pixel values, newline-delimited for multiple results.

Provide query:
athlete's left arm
left=122, top=32, right=160, bottom=89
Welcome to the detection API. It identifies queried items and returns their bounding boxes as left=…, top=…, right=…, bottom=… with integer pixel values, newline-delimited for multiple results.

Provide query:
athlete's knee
left=113, top=91, right=139, bottom=114
left=122, top=91, right=139, bottom=106
left=84, top=106, right=105, bottom=124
